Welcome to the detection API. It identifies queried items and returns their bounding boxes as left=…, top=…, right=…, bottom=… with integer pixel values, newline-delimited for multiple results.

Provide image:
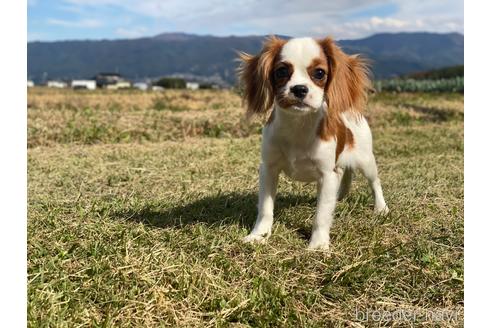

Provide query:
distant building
left=47, top=80, right=68, bottom=88
left=152, top=86, right=164, bottom=92
left=133, top=82, right=149, bottom=91
left=27, top=80, right=34, bottom=88
left=95, top=73, right=122, bottom=88
left=106, top=81, right=132, bottom=90
left=71, top=80, right=96, bottom=90
left=186, top=82, right=200, bottom=90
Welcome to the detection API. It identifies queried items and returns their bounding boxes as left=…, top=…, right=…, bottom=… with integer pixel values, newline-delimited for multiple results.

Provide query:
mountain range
left=27, top=32, right=464, bottom=85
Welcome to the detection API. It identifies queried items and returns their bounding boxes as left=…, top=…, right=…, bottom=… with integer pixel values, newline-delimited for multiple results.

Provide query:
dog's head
left=238, top=36, right=370, bottom=117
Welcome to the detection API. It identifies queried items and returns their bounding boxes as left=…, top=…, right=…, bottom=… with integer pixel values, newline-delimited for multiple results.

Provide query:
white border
left=464, top=1, right=492, bottom=327
left=0, top=0, right=27, bottom=326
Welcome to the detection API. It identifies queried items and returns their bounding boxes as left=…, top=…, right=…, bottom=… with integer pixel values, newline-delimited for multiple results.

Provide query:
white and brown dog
left=238, top=36, right=389, bottom=250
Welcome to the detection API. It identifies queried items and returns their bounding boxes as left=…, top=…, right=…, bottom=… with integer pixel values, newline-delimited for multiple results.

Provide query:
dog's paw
left=374, top=205, right=389, bottom=216
left=307, top=233, right=330, bottom=251
left=243, top=233, right=269, bottom=244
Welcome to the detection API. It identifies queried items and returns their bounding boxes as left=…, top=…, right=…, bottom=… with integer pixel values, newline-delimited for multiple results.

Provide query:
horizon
left=28, top=0, right=463, bottom=42
left=27, top=30, right=465, bottom=43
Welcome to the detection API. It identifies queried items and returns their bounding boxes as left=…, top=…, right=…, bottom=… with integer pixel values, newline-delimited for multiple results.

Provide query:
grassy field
left=28, top=88, right=464, bottom=327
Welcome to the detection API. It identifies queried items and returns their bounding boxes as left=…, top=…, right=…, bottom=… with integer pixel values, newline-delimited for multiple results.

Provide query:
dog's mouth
left=276, top=96, right=320, bottom=115
left=276, top=96, right=310, bottom=110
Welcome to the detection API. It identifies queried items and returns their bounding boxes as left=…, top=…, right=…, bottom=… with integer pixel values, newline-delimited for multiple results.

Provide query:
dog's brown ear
left=237, top=36, right=286, bottom=117
left=318, top=37, right=371, bottom=114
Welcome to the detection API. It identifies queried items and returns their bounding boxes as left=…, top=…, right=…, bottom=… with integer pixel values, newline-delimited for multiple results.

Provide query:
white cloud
left=63, top=0, right=384, bottom=19
left=314, top=15, right=463, bottom=39
left=57, top=0, right=463, bottom=39
left=47, top=18, right=103, bottom=28
left=369, top=17, right=408, bottom=28
left=64, top=0, right=121, bottom=5
left=115, top=26, right=149, bottom=38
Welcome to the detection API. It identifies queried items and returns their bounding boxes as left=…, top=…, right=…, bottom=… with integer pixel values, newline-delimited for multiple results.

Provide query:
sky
left=28, top=0, right=464, bottom=41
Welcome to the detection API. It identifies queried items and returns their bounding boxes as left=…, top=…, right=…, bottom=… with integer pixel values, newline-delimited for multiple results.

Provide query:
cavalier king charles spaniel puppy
left=237, top=36, right=389, bottom=250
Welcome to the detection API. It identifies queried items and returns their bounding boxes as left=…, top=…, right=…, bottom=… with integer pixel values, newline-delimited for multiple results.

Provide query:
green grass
left=28, top=89, right=463, bottom=327
left=374, top=77, right=464, bottom=93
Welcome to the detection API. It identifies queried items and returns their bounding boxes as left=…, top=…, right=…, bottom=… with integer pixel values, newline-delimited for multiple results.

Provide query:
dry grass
left=27, top=88, right=253, bottom=147
left=28, top=88, right=463, bottom=327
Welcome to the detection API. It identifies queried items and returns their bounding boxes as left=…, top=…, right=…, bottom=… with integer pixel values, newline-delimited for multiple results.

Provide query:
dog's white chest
left=281, top=149, right=321, bottom=182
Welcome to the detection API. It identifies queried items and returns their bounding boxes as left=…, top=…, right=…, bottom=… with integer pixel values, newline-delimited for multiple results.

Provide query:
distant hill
left=339, top=33, right=463, bottom=78
left=27, top=32, right=463, bottom=85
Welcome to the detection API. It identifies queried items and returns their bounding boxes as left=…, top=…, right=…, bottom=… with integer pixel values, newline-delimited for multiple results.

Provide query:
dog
left=237, top=36, right=389, bottom=250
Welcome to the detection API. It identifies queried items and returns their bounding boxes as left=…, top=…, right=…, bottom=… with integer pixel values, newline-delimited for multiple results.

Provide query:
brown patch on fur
left=273, top=61, right=293, bottom=88
left=237, top=36, right=287, bottom=117
left=316, top=37, right=368, bottom=160
left=317, top=37, right=371, bottom=115
left=334, top=122, right=347, bottom=162
left=346, top=128, right=355, bottom=149
left=307, top=57, right=329, bottom=88
left=272, top=61, right=301, bottom=108
left=318, top=116, right=355, bottom=161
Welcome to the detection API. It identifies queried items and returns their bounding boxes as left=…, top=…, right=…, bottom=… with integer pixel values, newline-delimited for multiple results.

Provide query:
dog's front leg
left=243, top=163, right=279, bottom=243
left=308, top=170, right=340, bottom=250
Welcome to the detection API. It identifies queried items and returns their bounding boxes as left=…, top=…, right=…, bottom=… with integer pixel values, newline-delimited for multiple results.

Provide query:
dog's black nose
left=290, top=85, right=308, bottom=99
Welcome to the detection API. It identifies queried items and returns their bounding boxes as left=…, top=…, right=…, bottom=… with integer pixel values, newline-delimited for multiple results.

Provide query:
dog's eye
left=313, top=69, right=326, bottom=80
left=275, top=67, right=289, bottom=79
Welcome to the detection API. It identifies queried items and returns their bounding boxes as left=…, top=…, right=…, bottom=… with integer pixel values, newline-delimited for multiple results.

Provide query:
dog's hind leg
left=358, top=154, right=389, bottom=215
left=337, top=168, right=353, bottom=201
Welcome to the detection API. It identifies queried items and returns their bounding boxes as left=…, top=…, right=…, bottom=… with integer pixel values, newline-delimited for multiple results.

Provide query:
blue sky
left=28, top=0, right=464, bottom=41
